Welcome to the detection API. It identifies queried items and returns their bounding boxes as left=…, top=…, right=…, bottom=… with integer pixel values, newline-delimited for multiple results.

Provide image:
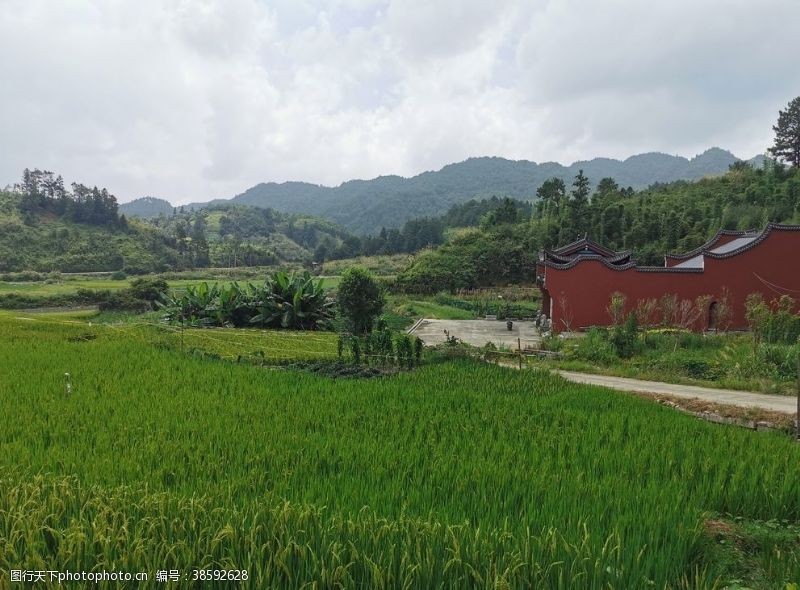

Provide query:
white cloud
left=0, top=0, right=797, bottom=204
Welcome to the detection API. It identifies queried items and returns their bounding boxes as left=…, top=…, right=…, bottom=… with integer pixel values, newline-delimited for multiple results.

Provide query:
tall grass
left=1, top=316, right=798, bottom=587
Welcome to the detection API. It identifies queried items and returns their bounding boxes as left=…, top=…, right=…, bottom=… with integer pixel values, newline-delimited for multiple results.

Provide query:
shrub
left=540, top=334, right=563, bottom=352
left=757, top=343, right=800, bottom=379
left=0, top=270, right=45, bottom=282
left=676, top=331, right=707, bottom=350
left=746, top=293, right=800, bottom=345
left=394, top=334, right=414, bottom=369
left=98, top=292, right=150, bottom=312
left=122, top=264, right=151, bottom=275
left=607, top=292, right=627, bottom=326
left=572, top=328, right=616, bottom=363
left=0, top=288, right=120, bottom=310
left=658, top=351, right=724, bottom=381
left=394, top=249, right=477, bottom=294
left=678, top=357, right=724, bottom=380
left=128, top=277, right=169, bottom=303
left=337, top=267, right=386, bottom=335
left=610, top=314, right=640, bottom=358
left=349, top=337, right=361, bottom=365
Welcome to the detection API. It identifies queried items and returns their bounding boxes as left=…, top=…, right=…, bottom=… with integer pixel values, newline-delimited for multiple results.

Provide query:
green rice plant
left=1, top=314, right=799, bottom=587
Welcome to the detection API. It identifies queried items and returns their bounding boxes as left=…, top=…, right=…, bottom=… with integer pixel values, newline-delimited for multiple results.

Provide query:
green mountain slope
left=0, top=190, right=358, bottom=273
left=0, top=191, right=177, bottom=273
left=119, top=196, right=174, bottom=218
left=121, top=148, right=761, bottom=234
left=147, top=204, right=354, bottom=268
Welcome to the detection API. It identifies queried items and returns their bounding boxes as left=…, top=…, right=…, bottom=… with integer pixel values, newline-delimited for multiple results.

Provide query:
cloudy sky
left=1, top=0, right=797, bottom=204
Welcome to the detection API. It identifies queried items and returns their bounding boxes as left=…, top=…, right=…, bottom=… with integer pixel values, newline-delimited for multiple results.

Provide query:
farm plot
left=0, top=315, right=798, bottom=588
left=160, top=324, right=339, bottom=362
left=2, top=310, right=339, bottom=363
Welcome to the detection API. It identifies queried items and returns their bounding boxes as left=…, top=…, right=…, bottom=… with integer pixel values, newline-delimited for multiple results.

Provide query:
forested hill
left=395, top=161, right=800, bottom=293
left=121, top=148, right=763, bottom=234
left=0, top=171, right=367, bottom=273
left=0, top=189, right=176, bottom=274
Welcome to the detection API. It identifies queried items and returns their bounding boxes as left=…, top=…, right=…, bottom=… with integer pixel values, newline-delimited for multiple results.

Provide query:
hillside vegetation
left=0, top=191, right=176, bottom=273
left=397, top=161, right=800, bottom=292
left=122, top=148, right=758, bottom=234
left=8, top=160, right=796, bottom=279
left=146, top=204, right=355, bottom=268
left=118, top=196, right=173, bottom=217
left=534, top=161, right=800, bottom=263
left=1, top=187, right=357, bottom=273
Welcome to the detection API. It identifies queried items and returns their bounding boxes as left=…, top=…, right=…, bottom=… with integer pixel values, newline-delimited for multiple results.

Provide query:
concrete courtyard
left=408, top=318, right=541, bottom=350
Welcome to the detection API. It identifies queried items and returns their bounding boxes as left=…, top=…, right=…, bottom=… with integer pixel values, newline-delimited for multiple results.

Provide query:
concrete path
left=408, top=318, right=541, bottom=349
left=557, top=370, right=798, bottom=414
left=408, top=318, right=796, bottom=415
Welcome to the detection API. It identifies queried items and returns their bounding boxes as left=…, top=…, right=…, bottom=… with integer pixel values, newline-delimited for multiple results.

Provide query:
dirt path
left=557, top=370, right=798, bottom=415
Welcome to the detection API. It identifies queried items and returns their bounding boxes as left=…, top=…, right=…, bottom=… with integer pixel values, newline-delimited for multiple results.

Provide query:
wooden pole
left=518, top=337, right=522, bottom=370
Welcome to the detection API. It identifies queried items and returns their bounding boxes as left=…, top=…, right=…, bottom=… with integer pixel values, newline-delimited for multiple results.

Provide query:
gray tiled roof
left=709, top=235, right=758, bottom=254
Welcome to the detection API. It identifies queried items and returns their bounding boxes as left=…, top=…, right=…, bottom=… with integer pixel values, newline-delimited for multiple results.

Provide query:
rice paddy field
left=1, top=313, right=799, bottom=588
left=0, top=275, right=341, bottom=298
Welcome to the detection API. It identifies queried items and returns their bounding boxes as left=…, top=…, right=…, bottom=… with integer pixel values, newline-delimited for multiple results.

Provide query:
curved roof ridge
left=538, top=255, right=703, bottom=273
left=551, top=235, right=589, bottom=254
left=543, top=247, right=631, bottom=260
left=537, top=223, right=800, bottom=275
left=540, top=249, right=574, bottom=263
left=552, top=236, right=617, bottom=258
left=704, top=223, right=800, bottom=260
left=665, top=228, right=751, bottom=260
left=538, top=255, right=635, bottom=271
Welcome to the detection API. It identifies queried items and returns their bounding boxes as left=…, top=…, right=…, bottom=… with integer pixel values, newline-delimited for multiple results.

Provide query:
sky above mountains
left=1, top=0, right=798, bottom=204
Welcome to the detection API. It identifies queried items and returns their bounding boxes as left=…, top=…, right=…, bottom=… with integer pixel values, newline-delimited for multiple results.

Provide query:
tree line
left=16, top=169, right=125, bottom=228
left=532, top=159, right=799, bottom=264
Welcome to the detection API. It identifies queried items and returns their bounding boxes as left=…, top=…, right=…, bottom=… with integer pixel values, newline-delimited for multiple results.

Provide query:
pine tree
left=769, top=96, right=800, bottom=167
left=569, top=170, right=591, bottom=234
left=536, top=177, right=566, bottom=220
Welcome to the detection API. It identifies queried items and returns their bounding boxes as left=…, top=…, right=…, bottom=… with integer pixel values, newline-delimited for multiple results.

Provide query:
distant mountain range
left=121, top=148, right=766, bottom=234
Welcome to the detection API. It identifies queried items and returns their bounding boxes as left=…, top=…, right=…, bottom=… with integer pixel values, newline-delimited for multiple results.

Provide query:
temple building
left=536, top=224, right=800, bottom=332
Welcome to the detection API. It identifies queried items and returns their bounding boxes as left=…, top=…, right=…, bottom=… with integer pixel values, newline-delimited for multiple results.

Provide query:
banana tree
left=160, top=271, right=333, bottom=330
left=159, top=282, right=220, bottom=326
left=250, top=271, right=333, bottom=330
left=203, top=282, right=253, bottom=327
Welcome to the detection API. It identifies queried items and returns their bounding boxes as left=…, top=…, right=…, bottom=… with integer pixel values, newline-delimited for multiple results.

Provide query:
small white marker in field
left=64, top=373, right=72, bottom=397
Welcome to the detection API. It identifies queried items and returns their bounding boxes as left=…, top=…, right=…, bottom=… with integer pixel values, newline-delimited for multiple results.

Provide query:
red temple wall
left=541, top=229, right=800, bottom=332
